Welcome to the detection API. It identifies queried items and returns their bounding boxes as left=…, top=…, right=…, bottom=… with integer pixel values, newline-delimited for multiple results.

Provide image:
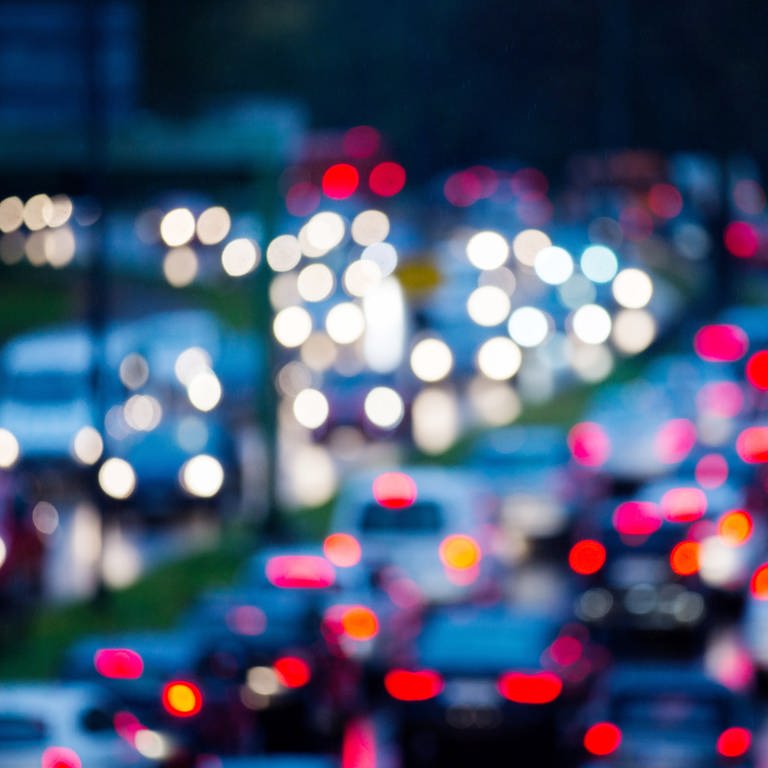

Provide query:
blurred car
left=329, top=467, right=500, bottom=606
left=0, top=682, right=156, bottom=768
left=380, top=603, right=596, bottom=767
left=575, top=663, right=755, bottom=767
left=99, top=412, right=240, bottom=517
left=0, top=325, right=98, bottom=473
left=62, top=627, right=255, bottom=763
left=465, top=425, right=580, bottom=558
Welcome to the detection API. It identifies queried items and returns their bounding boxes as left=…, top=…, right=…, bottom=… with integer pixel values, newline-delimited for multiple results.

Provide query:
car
left=379, top=603, right=600, bottom=767
left=575, top=663, right=755, bottom=767
left=0, top=325, right=99, bottom=475
left=328, top=467, right=501, bottom=606
left=0, top=681, right=157, bottom=768
left=465, top=425, right=582, bottom=558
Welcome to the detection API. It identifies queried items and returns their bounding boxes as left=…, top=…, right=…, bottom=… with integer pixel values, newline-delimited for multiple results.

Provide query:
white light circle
left=351, top=210, right=390, bottom=246
left=534, top=245, right=574, bottom=285
left=580, top=245, right=618, bottom=283
left=512, top=229, right=551, bottom=267
left=507, top=306, right=550, bottom=348
left=305, top=212, right=345, bottom=254
left=466, top=231, right=509, bottom=270
left=326, top=302, right=365, bottom=344
left=267, top=234, right=302, bottom=272
left=72, top=426, right=103, bottom=465
left=410, top=338, right=454, bottom=382
left=222, top=238, right=260, bottom=277
left=612, top=309, right=657, bottom=354
left=571, top=304, right=612, bottom=344
left=0, top=429, right=20, bottom=468
left=273, top=306, right=313, bottom=348
left=160, top=208, right=196, bottom=247
left=180, top=454, right=224, bottom=498
left=466, top=285, right=511, bottom=327
left=98, top=458, right=136, bottom=500
left=187, top=369, right=223, bottom=412
left=612, top=268, right=654, bottom=309
left=476, top=337, right=523, bottom=380
left=297, top=263, right=335, bottom=302
left=364, top=386, right=404, bottom=429
left=293, top=388, right=330, bottom=429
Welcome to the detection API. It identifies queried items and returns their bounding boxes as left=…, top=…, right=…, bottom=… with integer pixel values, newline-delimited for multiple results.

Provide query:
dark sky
left=142, top=0, right=768, bottom=178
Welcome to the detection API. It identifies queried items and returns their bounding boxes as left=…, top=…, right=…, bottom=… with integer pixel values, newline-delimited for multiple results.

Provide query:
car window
left=615, top=694, right=727, bottom=730
left=7, top=371, right=87, bottom=402
left=360, top=500, right=443, bottom=533
left=0, top=715, right=48, bottom=745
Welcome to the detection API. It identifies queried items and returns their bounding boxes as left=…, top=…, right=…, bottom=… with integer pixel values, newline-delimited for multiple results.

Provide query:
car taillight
left=273, top=656, right=311, bottom=688
left=94, top=648, right=144, bottom=679
left=717, top=727, right=752, bottom=758
left=384, top=669, right=443, bottom=701
left=497, top=671, right=562, bottom=704
left=584, top=722, right=622, bottom=756
left=161, top=680, right=203, bottom=717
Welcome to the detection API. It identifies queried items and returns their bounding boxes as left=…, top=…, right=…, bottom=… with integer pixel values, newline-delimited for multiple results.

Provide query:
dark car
left=575, top=663, right=755, bottom=767
left=379, top=603, right=600, bottom=767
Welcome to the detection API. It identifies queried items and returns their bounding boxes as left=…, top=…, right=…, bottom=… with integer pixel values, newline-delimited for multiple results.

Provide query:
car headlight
left=98, top=458, right=136, bottom=499
left=179, top=454, right=224, bottom=498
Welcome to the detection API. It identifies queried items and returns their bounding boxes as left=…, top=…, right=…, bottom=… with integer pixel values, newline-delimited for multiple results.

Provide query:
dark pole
left=83, top=0, right=110, bottom=604
left=599, top=0, right=632, bottom=150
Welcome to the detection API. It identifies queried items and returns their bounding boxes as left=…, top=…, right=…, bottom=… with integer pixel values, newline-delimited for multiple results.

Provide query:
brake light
left=669, top=540, right=699, bottom=576
left=497, top=671, right=562, bottom=704
left=568, top=540, right=606, bottom=575
left=42, top=747, right=82, bottom=768
left=161, top=680, right=203, bottom=717
left=94, top=648, right=143, bottom=679
left=341, top=605, right=379, bottom=641
left=612, top=501, right=662, bottom=536
left=323, top=533, right=362, bottom=567
left=718, top=510, right=753, bottom=545
left=372, top=472, right=417, bottom=508
left=661, top=487, right=707, bottom=522
left=265, top=555, right=336, bottom=589
left=751, top=563, right=768, bottom=599
left=273, top=656, right=311, bottom=688
left=717, top=727, right=751, bottom=758
left=584, top=722, right=622, bottom=756
left=384, top=669, right=443, bottom=701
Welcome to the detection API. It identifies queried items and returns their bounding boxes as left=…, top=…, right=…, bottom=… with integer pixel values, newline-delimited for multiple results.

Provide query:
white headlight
left=180, top=454, right=224, bottom=498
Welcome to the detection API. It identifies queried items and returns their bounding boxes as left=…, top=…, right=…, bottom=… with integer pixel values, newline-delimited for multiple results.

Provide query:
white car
left=0, top=682, right=157, bottom=767
left=0, top=326, right=99, bottom=468
left=328, top=466, right=499, bottom=605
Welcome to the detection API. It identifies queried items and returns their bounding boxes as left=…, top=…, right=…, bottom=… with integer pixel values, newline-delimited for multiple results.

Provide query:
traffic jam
left=1, top=136, right=768, bottom=768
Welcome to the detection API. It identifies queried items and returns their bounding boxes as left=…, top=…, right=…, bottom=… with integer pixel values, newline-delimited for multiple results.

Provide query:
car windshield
left=360, top=500, right=444, bottom=533
left=6, top=372, right=87, bottom=402
left=0, top=715, right=47, bottom=745
left=615, top=693, right=728, bottom=731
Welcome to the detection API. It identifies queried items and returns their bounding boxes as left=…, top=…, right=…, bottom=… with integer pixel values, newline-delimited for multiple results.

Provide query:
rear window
left=0, top=715, right=47, bottom=745
left=360, top=500, right=443, bottom=533
left=615, top=694, right=728, bottom=731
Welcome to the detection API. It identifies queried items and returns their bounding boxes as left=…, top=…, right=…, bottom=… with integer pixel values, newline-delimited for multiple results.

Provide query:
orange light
left=717, top=727, right=752, bottom=758
left=584, top=722, right=622, bottom=756
left=341, top=605, right=379, bottom=641
left=273, top=656, right=311, bottom=688
left=323, top=532, right=362, bottom=567
left=161, top=680, right=203, bottom=717
left=384, top=669, right=443, bottom=701
left=751, top=563, right=768, bottom=599
left=718, top=510, right=753, bottom=545
left=438, top=534, right=482, bottom=570
left=568, top=540, right=606, bottom=576
left=670, top=541, right=699, bottom=576
left=497, top=671, right=562, bottom=704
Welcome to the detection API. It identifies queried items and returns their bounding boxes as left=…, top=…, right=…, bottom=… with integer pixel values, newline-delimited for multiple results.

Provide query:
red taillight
left=384, top=669, right=443, bottom=701
left=265, top=555, right=336, bottom=589
left=372, top=472, right=417, bottom=508
left=161, top=680, right=203, bottom=718
left=273, top=656, right=311, bottom=688
left=497, top=671, right=562, bottom=704
left=41, top=747, right=82, bottom=768
left=717, top=727, right=752, bottom=758
left=568, top=540, right=606, bottom=575
left=584, top=722, right=622, bottom=756
left=93, top=648, right=143, bottom=679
